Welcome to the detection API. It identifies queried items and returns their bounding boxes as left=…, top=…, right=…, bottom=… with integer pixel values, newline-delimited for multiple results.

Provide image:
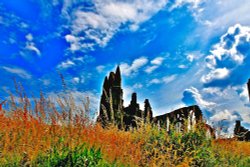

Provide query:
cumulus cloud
left=120, top=57, right=148, bottom=76
left=63, top=0, right=168, bottom=51
left=201, top=24, right=250, bottom=86
left=2, top=66, right=32, bottom=79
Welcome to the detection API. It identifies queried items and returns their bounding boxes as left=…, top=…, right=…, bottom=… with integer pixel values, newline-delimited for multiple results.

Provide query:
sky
left=0, top=0, right=250, bottom=134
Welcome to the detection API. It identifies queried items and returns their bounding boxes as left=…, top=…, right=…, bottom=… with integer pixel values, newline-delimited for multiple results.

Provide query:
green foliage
left=0, top=144, right=119, bottom=167
left=33, top=144, right=117, bottom=167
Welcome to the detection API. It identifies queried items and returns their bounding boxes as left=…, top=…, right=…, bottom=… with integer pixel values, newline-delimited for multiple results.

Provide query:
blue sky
left=1, top=0, right=250, bottom=134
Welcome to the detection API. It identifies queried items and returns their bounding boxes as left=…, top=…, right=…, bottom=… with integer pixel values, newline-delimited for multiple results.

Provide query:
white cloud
left=25, top=33, right=33, bottom=41
left=64, top=0, right=168, bottom=51
left=149, top=74, right=177, bottom=85
left=178, top=64, right=187, bottom=69
left=25, top=33, right=41, bottom=56
left=210, top=109, right=239, bottom=122
left=201, top=24, right=250, bottom=84
left=120, top=57, right=148, bottom=76
left=184, top=87, right=216, bottom=109
left=73, top=77, right=80, bottom=84
left=163, top=75, right=177, bottom=84
left=101, top=2, right=137, bottom=21
left=133, top=83, right=143, bottom=89
left=238, top=84, right=249, bottom=103
left=204, top=55, right=216, bottom=69
left=151, top=57, right=165, bottom=65
left=185, top=52, right=203, bottom=63
left=2, top=66, right=32, bottom=79
left=96, top=65, right=105, bottom=73
left=203, top=87, right=223, bottom=96
left=145, top=56, right=165, bottom=73
left=25, top=44, right=41, bottom=56
left=201, top=68, right=230, bottom=84
left=187, top=54, right=195, bottom=62
left=57, top=55, right=94, bottom=69
left=149, top=78, right=161, bottom=84
left=145, top=65, right=158, bottom=73
left=57, top=59, right=75, bottom=69
left=65, top=34, right=80, bottom=51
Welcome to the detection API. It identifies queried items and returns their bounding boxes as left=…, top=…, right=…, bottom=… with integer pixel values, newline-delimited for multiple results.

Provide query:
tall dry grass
left=0, top=86, right=142, bottom=166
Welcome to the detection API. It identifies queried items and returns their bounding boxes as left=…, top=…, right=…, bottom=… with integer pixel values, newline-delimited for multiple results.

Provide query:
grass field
left=0, top=91, right=250, bottom=167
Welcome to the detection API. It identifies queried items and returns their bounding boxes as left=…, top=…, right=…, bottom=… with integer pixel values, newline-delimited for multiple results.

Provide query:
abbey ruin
left=97, top=67, right=250, bottom=140
left=97, top=66, right=215, bottom=137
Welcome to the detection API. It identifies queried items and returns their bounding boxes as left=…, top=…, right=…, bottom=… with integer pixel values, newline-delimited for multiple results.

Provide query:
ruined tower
left=98, top=66, right=123, bottom=127
left=144, top=99, right=153, bottom=123
left=123, top=93, right=142, bottom=129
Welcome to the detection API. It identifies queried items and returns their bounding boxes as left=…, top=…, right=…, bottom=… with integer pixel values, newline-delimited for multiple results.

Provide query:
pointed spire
left=115, top=65, right=121, bottom=86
